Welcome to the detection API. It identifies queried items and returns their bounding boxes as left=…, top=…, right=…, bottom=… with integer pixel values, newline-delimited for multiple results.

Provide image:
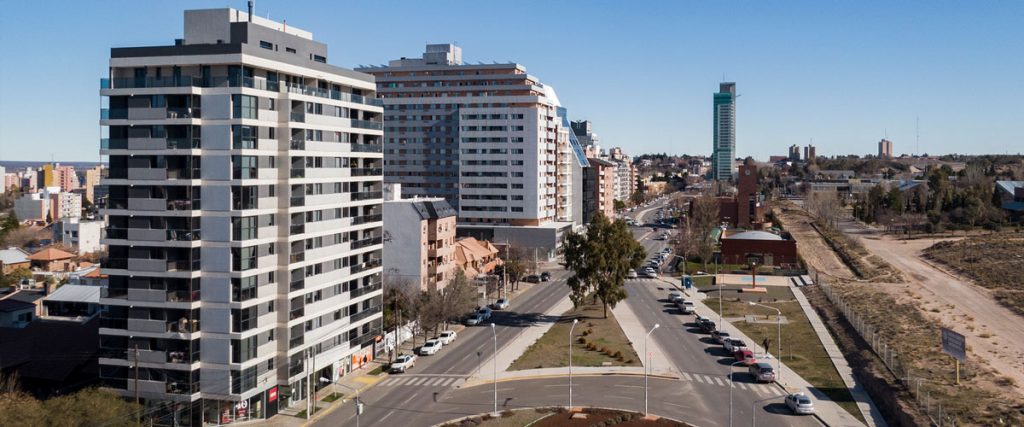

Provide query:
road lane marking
left=613, top=384, right=643, bottom=389
left=713, top=377, right=725, bottom=386
left=693, top=375, right=706, bottom=384
left=410, top=378, right=428, bottom=386
left=681, top=372, right=692, bottom=381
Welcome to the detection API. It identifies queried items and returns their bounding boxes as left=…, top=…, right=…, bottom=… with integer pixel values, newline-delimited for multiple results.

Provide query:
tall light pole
left=643, top=323, right=660, bottom=416
left=490, top=323, right=498, bottom=417
left=568, top=318, right=579, bottom=410
left=749, top=302, right=783, bottom=384
left=728, top=360, right=745, bottom=427
left=327, top=379, right=362, bottom=427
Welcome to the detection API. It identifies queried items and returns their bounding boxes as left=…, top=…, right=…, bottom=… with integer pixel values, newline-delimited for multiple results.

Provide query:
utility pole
left=503, top=240, right=509, bottom=298
left=306, top=348, right=313, bottom=419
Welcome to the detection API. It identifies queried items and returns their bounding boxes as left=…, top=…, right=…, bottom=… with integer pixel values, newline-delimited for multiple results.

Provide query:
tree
left=494, top=243, right=526, bottom=292
left=1, top=226, right=48, bottom=248
left=674, top=216, right=697, bottom=274
left=437, top=270, right=478, bottom=327
left=689, top=193, right=720, bottom=271
left=613, top=199, right=626, bottom=211
left=562, top=212, right=645, bottom=318
left=0, top=387, right=140, bottom=427
left=0, top=268, right=32, bottom=288
left=382, top=272, right=416, bottom=360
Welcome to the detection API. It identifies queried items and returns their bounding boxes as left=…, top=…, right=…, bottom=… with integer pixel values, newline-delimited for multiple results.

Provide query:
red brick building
left=720, top=230, right=798, bottom=267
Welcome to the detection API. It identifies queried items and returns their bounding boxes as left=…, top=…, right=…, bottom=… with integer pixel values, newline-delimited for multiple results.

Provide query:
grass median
left=509, top=297, right=640, bottom=370
left=699, top=284, right=864, bottom=423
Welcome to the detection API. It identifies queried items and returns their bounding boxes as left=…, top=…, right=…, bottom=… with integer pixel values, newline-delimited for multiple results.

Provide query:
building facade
left=583, top=158, right=616, bottom=222
left=53, top=217, right=104, bottom=255
left=382, top=187, right=458, bottom=291
left=804, top=144, right=816, bottom=162
left=357, top=45, right=586, bottom=256
left=98, top=8, right=384, bottom=425
left=878, top=138, right=893, bottom=159
left=711, top=82, right=737, bottom=181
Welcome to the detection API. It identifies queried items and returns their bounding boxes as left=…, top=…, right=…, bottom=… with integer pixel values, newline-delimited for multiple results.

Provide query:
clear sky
left=1, top=1, right=1021, bottom=162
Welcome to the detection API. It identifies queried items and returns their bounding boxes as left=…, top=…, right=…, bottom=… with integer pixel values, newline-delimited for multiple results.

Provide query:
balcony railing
left=289, top=361, right=304, bottom=376
left=352, top=213, right=382, bottom=225
left=290, top=168, right=305, bottom=178
left=167, top=229, right=201, bottom=241
left=167, top=199, right=200, bottom=211
left=348, top=329, right=379, bottom=348
left=350, top=282, right=382, bottom=298
left=350, top=168, right=382, bottom=177
left=350, top=305, right=382, bottom=323
left=166, top=381, right=199, bottom=395
left=351, top=143, right=383, bottom=153
left=283, top=82, right=384, bottom=107
left=167, top=137, right=202, bottom=149
left=289, top=280, right=304, bottom=292
left=166, top=107, right=200, bottom=119
left=351, top=236, right=383, bottom=249
left=289, top=336, right=304, bottom=350
left=290, top=139, right=305, bottom=150
left=289, top=197, right=305, bottom=207
left=351, top=191, right=383, bottom=201
left=351, top=259, right=382, bottom=274
left=290, top=112, right=305, bottom=123
left=102, top=76, right=382, bottom=107
left=351, top=119, right=383, bottom=130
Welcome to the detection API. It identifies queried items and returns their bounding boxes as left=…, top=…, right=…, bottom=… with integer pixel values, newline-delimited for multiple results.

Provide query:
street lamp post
left=643, top=323, right=660, bottom=416
left=568, top=318, right=579, bottom=410
left=749, top=302, right=783, bottom=384
left=728, top=360, right=746, bottom=427
left=490, top=323, right=498, bottom=417
left=325, top=379, right=362, bottom=427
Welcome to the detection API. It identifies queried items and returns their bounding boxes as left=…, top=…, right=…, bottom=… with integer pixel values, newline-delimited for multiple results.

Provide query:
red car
left=734, top=348, right=756, bottom=366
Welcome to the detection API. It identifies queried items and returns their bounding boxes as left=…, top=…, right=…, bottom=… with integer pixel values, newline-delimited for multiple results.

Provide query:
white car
left=390, top=354, right=417, bottom=373
left=785, top=393, right=815, bottom=415
left=627, top=269, right=639, bottom=279
left=491, top=298, right=509, bottom=310
left=679, top=300, right=696, bottom=314
left=465, top=313, right=484, bottom=326
left=419, top=339, right=443, bottom=356
left=437, top=330, right=457, bottom=345
left=724, top=338, right=749, bottom=353
left=668, top=292, right=683, bottom=303
left=642, top=268, right=658, bottom=278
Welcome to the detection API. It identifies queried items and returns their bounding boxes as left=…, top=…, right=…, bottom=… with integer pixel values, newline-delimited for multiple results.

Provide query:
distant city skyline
left=1, top=1, right=1022, bottom=162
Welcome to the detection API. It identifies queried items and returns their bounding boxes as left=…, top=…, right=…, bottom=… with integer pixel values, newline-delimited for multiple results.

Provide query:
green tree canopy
left=561, top=212, right=645, bottom=318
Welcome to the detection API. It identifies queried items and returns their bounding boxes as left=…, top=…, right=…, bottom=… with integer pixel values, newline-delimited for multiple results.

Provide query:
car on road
left=711, top=330, right=732, bottom=344
left=668, top=291, right=683, bottom=303
left=724, top=338, right=748, bottom=353
left=749, top=362, right=775, bottom=382
left=419, top=339, right=443, bottom=356
left=699, top=319, right=717, bottom=333
left=491, top=298, right=509, bottom=310
left=540, top=272, right=552, bottom=282
left=465, top=313, right=484, bottom=326
left=478, top=307, right=492, bottom=319
left=627, top=269, right=639, bottom=279
left=437, top=330, right=457, bottom=345
left=523, top=274, right=541, bottom=283
left=678, top=300, right=696, bottom=314
left=785, top=393, right=815, bottom=415
left=390, top=354, right=417, bottom=373
left=734, top=348, right=756, bottom=365
left=641, top=268, right=658, bottom=278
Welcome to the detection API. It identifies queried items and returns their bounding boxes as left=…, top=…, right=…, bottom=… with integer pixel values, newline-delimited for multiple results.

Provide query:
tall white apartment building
left=98, top=8, right=384, bottom=425
left=358, top=45, right=587, bottom=257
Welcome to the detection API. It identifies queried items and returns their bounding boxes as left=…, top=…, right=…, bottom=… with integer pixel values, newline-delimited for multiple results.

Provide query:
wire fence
left=818, top=277, right=959, bottom=426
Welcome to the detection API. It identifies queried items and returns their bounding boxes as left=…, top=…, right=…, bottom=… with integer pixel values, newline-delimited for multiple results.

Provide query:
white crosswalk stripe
left=681, top=372, right=692, bottom=381
left=693, top=375, right=706, bottom=384
left=736, top=382, right=748, bottom=390
left=713, top=376, right=725, bottom=386
left=380, top=376, right=460, bottom=387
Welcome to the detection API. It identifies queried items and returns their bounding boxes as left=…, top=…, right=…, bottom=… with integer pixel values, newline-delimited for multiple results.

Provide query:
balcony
left=351, top=191, right=382, bottom=201
left=350, top=168, right=382, bottom=177
left=166, top=381, right=199, bottom=395
left=290, top=139, right=305, bottom=150
left=350, top=119, right=383, bottom=131
left=290, top=112, right=305, bottom=123
left=283, top=82, right=384, bottom=107
left=348, top=330, right=379, bottom=349
left=350, top=305, right=382, bottom=323
left=167, top=137, right=202, bottom=150
left=166, top=107, right=200, bottom=119
left=290, top=168, right=305, bottom=179
left=351, top=143, right=382, bottom=153
left=351, top=259, right=382, bottom=274
left=289, top=361, right=304, bottom=377
left=351, top=213, right=382, bottom=225
left=166, top=229, right=201, bottom=241
left=351, top=236, right=382, bottom=250
left=289, top=280, right=304, bottom=292
left=289, top=335, right=304, bottom=350
left=350, top=282, right=382, bottom=298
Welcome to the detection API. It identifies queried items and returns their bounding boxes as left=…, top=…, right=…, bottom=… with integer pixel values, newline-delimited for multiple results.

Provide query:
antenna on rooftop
left=247, top=1, right=253, bottom=23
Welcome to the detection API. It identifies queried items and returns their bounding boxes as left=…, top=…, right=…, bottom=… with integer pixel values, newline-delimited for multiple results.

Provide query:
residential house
left=452, top=237, right=503, bottom=279
left=27, top=247, right=76, bottom=272
left=0, top=247, right=31, bottom=274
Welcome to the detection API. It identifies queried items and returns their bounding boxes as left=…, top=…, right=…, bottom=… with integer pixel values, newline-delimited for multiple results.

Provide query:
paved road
left=621, top=199, right=819, bottom=427
left=312, top=268, right=570, bottom=426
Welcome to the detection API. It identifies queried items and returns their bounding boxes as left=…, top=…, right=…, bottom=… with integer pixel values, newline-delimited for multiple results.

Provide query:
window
left=259, top=40, right=273, bottom=50
left=232, top=246, right=257, bottom=271
left=232, top=276, right=258, bottom=302
left=285, top=47, right=296, bottom=54
left=232, top=95, right=257, bottom=119
left=231, top=366, right=257, bottom=393
left=232, top=216, right=258, bottom=241
left=232, top=307, right=258, bottom=332
left=313, top=55, right=326, bottom=63
left=232, top=155, right=258, bottom=179
left=232, top=125, right=257, bottom=149
left=232, top=186, right=258, bottom=210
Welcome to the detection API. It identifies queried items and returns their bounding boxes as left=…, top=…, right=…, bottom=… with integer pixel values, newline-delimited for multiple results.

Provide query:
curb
left=306, top=373, right=387, bottom=423
left=459, top=371, right=681, bottom=389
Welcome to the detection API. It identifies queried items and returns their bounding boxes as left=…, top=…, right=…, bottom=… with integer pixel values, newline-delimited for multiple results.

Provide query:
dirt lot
left=774, top=203, right=1024, bottom=424
left=773, top=202, right=856, bottom=281
left=922, top=234, right=1024, bottom=316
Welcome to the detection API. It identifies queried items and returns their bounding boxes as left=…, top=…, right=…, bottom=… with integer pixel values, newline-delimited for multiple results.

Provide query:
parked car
left=437, top=330, right=457, bottom=345
left=785, top=393, right=815, bottom=415
left=419, top=339, right=443, bottom=356
left=711, top=330, right=732, bottom=344
left=678, top=300, right=696, bottom=314
left=390, top=354, right=417, bottom=373
left=734, top=348, right=756, bottom=365
left=693, top=314, right=709, bottom=326
left=540, top=272, right=552, bottom=281
left=465, top=313, right=484, bottom=326
left=699, top=320, right=717, bottom=333
left=724, top=338, right=748, bottom=353
left=523, top=274, right=541, bottom=283
left=749, top=362, right=775, bottom=382
left=627, top=269, right=639, bottom=279
left=641, top=268, right=658, bottom=278
left=668, top=291, right=683, bottom=303
left=491, top=298, right=509, bottom=310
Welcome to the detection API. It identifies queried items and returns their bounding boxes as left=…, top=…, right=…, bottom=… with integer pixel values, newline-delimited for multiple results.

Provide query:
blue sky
left=1, top=1, right=1022, bottom=162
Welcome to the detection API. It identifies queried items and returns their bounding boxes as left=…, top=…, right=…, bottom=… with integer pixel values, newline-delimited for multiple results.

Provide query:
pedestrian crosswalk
left=378, top=376, right=461, bottom=388
left=679, top=372, right=779, bottom=396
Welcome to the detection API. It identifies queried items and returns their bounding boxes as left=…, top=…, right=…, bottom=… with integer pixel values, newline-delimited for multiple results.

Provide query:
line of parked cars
left=390, top=329, right=460, bottom=373
left=633, top=247, right=674, bottom=279
left=689, top=312, right=814, bottom=415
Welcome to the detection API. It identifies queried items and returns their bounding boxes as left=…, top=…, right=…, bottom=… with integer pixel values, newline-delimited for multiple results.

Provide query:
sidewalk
left=268, top=359, right=390, bottom=426
left=792, top=286, right=888, bottom=427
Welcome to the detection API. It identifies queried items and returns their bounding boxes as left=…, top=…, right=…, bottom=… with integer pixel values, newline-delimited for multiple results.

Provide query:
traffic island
left=437, top=407, right=691, bottom=427
left=508, top=298, right=640, bottom=370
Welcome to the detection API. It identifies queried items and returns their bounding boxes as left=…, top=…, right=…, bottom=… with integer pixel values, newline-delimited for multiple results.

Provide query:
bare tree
left=438, top=270, right=477, bottom=327
left=382, top=272, right=416, bottom=361
left=1, top=226, right=48, bottom=248
left=689, top=193, right=720, bottom=271
left=806, top=188, right=841, bottom=230
left=674, top=216, right=697, bottom=274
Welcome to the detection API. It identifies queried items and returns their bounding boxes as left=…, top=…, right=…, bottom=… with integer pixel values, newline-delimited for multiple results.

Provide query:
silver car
left=785, top=393, right=814, bottom=415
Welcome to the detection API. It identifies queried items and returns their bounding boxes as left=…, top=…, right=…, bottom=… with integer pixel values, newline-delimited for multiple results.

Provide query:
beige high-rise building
left=83, top=166, right=103, bottom=204
left=878, top=138, right=894, bottom=159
